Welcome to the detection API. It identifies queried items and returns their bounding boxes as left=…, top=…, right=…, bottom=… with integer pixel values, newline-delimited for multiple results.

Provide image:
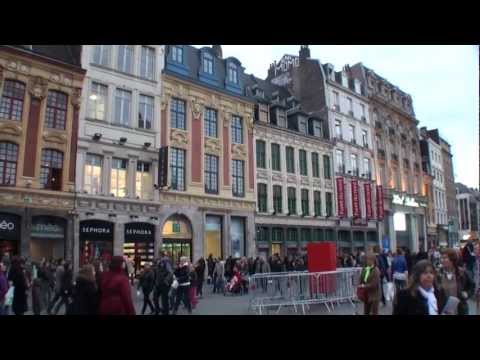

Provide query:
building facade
left=456, top=182, right=480, bottom=242
left=0, top=45, right=85, bottom=262
left=244, top=73, right=336, bottom=258
left=75, top=45, right=164, bottom=272
left=350, top=63, right=427, bottom=252
left=440, top=136, right=459, bottom=247
left=160, top=45, right=256, bottom=262
left=264, top=46, right=379, bottom=255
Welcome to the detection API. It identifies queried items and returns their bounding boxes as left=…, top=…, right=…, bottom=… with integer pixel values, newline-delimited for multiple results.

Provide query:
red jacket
left=98, top=269, right=136, bottom=315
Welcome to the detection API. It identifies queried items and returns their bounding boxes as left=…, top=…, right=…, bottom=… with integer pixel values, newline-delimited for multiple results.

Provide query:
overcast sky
left=195, top=45, right=479, bottom=189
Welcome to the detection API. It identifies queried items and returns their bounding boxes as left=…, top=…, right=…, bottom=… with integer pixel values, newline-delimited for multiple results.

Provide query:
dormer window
left=203, top=52, right=214, bottom=75
left=171, top=46, right=183, bottom=64
left=228, top=63, right=238, bottom=84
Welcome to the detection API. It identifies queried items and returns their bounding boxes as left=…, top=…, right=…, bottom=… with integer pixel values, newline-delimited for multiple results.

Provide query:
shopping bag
left=356, top=286, right=367, bottom=302
left=171, top=279, right=179, bottom=290
left=5, top=286, right=14, bottom=307
left=384, top=282, right=395, bottom=301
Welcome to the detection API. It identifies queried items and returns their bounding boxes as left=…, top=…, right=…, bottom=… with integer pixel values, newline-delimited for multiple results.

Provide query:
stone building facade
left=0, top=45, right=85, bottom=262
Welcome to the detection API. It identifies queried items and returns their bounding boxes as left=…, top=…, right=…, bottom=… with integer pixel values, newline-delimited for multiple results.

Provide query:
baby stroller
left=224, top=272, right=244, bottom=296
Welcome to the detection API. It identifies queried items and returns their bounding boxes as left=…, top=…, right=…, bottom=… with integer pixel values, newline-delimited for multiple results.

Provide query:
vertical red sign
left=365, top=183, right=373, bottom=220
left=351, top=180, right=360, bottom=218
left=336, top=177, right=346, bottom=218
left=376, top=185, right=384, bottom=220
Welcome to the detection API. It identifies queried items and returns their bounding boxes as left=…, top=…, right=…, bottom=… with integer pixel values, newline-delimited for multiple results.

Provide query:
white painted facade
left=428, top=138, right=447, bottom=225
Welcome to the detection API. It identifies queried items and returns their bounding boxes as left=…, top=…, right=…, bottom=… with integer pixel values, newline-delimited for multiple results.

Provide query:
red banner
left=336, top=177, right=346, bottom=218
left=364, top=183, right=373, bottom=220
left=376, top=185, right=384, bottom=220
left=351, top=180, right=360, bottom=218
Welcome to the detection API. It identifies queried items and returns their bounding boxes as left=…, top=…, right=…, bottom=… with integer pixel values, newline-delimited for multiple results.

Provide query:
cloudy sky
left=195, top=45, right=479, bottom=188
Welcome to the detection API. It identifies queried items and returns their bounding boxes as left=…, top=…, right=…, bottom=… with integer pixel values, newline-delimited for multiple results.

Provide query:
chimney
left=212, top=45, right=222, bottom=58
left=299, top=45, right=310, bottom=60
left=267, top=62, right=276, bottom=80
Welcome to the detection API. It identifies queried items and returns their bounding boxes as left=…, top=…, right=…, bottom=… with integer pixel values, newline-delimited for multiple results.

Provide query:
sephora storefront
left=123, top=222, right=155, bottom=273
left=0, top=212, right=21, bottom=256
left=79, top=220, right=114, bottom=265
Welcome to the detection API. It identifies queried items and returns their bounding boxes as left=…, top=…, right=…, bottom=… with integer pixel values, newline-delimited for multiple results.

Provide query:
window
left=114, top=89, right=132, bottom=126
left=335, top=120, right=342, bottom=139
left=232, top=159, right=244, bottom=197
left=256, top=140, right=266, bottom=169
left=84, top=154, right=102, bottom=195
left=204, top=154, right=219, bottom=194
left=287, top=228, right=297, bottom=242
left=0, top=142, right=18, bottom=185
left=171, top=46, right=183, bottom=63
left=348, top=97, right=353, bottom=112
left=351, top=154, right=358, bottom=176
left=361, top=104, right=366, bottom=117
left=272, top=228, right=284, bottom=243
left=333, top=91, right=339, bottom=107
left=110, top=158, right=128, bottom=197
left=309, top=119, right=322, bottom=137
left=257, top=183, right=267, bottom=213
left=138, top=94, right=154, bottom=129
left=231, top=116, right=243, bottom=144
left=325, top=192, right=333, bottom=216
left=273, top=185, right=282, bottom=213
left=170, top=98, right=186, bottom=130
left=271, top=143, right=281, bottom=171
left=313, top=228, right=323, bottom=241
left=257, top=227, right=270, bottom=242
left=312, top=152, right=320, bottom=178
left=0, top=80, right=25, bottom=121
left=92, top=45, right=112, bottom=67
left=45, top=91, right=67, bottom=130
left=301, top=189, right=309, bottom=215
left=88, top=82, right=107, bottom=121
left=301, top=228, right=311, bottom=242
left=363, top=158, right=371, bottom=179
left=349, top=125, right=355, bottom=143
left=362, top=130, right=368, bottom=147
left=314, top=191, right=322, bottom=216
left=117, top=45, right=134, bottom=74
left=40, top=149, right=63, bottom=190
left=299, top=150, right=307, bottom=176
left=170, top=148, right=186, bottom=191
left=286, top=147, right=295, bottom=173
left=228, top=63, right=238, bottom=84
left=204, top=108, right=217, bottom=138
left=288, top=187, right=297, bottom=215
left=203, top=52, right=214, bottom=74
left=323, top=155, right=331, bottom=179
left=135, top=161, right=152, bottom=200
left=336, top=150, right=344, bottom=173
left=140, top=46, right=155, bottom=80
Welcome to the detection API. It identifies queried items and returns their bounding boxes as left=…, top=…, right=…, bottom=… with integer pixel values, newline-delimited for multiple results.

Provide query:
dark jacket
left=69, top=276, right=98, bottom=315
left=60, top=269, right=74, bottom=296
left=8, top=267, right=28, bottom=314
left=393, top=287, right=447, bottom=315
left=154, top=262, right=173, bottom=289
left=98, top=269, right=135, bottom=315
left=207, top=257, right=215, bottom=276
left=174, top=266, right=190, bottom=286
left=138, top=269, right=155, bottom=293
left=195, top=260, right=205, bottom=282
left=437, top=269, right=475, bottom=315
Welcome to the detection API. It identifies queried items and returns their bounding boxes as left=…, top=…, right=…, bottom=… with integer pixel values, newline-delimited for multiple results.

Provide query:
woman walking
left=172, top=257, right=192, bottom=315
left=69, top=264, right=99, bottom=315
left=137, top=263, right=155, bottom=315
left=391, top=249, right=408, bottom=293
left=358, top=254, right=381, bottom=315
left=98, top=256, right=136, bottom=315
left=7, top=257, right=28, bottom=315
left=393, top=260, right=447, bottom=315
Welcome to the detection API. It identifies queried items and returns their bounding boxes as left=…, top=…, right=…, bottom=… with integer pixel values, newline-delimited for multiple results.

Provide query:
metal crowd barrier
left=248, top=268, right=362, bottom=315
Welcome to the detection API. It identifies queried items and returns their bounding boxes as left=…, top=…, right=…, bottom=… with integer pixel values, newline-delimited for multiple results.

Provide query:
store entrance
left=79, top=220, right=114, bottom=266
left=161, top=239, right=192, bottom=265
left=0, top=212, right=21, bottom=257
left=161, top=214, right=193, bottom=265
left=123, top=222, right=155, bottom=276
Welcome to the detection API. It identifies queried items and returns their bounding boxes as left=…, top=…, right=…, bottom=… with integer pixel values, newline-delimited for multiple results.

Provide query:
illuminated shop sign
left=393, top=194, right=419, bottom=207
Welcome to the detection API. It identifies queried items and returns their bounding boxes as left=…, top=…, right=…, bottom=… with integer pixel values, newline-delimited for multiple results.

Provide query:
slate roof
left=6, top=45, right=82, bottom=67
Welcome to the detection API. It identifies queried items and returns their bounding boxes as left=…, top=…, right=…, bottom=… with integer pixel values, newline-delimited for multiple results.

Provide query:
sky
left=195, top=45, right=479, bottom=189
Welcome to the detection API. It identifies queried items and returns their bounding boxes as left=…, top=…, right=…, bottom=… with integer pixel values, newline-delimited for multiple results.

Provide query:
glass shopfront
left=30, top=216, right=66, bottom=262
left=161, top=215, right=192, bottom=265
left=0, top=212, right=21, bottom=256
left=79, top=220, right=114, bottom=266
left=123, top=222, right=155, bottom=275
left=205, top=215, right=222, bottom=259
left=230, top=217, right=245, bottom=258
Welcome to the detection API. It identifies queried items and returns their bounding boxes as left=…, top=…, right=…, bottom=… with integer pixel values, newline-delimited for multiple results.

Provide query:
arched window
left=45, top=90, right=68, bottom=130
left=40, top=149, right=63, bottom=190
left=0, top=80, right=26, bottom=121
left=0, top=142, right=18, bottom=185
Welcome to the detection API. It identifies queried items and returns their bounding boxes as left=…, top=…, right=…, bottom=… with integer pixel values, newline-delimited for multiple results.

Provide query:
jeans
left=48, top=292, right=68, bottom=315
left=173, top=286, right=191, bottom=314
left=153, top=286, right=170, bottom=315
left=394, top=279, right=407, bottom=293
left=141, top=289, right=155, bottom=315
left=197, top=279, right=204, bottom=297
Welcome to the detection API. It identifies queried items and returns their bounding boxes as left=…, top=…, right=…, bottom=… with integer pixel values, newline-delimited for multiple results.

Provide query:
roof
left=242, top=73, right=291, bottom=103
left=5, top=45, right=82, bottom=67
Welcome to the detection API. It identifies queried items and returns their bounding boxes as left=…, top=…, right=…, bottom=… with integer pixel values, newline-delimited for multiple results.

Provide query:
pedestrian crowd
left=356, top=239, right=480, bottom=315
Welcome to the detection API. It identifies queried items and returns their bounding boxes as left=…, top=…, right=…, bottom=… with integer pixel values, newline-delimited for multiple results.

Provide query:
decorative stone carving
left=301, top=178, right=310, bottom=186
left=7, top=61, right=17, bottom=71
left=313, top=179, right=322, bottom=188
left=191, top=98, right=203, bottom=119
left=115, top=203, right=125, bottom=211
left=287, top=175, right=297, bottom=183
left=50, top=73, right=61, bottom=83
left=147, top=206, right=157, bottom=212
left=131, top=205, right=141, bottom=212
left=231, top=143, right=247, bottom=159
left=170, top=129, right=188, bottom=147
left=70, top=87, right=82, bottom=109
left=0, top=123, right=22, bottom=136
left=256, top=170, right=268, bottom=180
left=160, top=94, right=168, bottom=111
left=79, top=200, right=90, bottom=208
left=223, top=111, right=230, bottom=128
left=272, top=173, right=283, bottom=182
left=0, top=65, right=4, bottom=88
left=97, top=202, right=109, bottom=210
left=205, top=137, right=221, bottom=155
left=28, top=76, right=48, bottom=99
left=246, top=115, right=254, bottom=133
left=43, top=131, right=67, bottom=144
